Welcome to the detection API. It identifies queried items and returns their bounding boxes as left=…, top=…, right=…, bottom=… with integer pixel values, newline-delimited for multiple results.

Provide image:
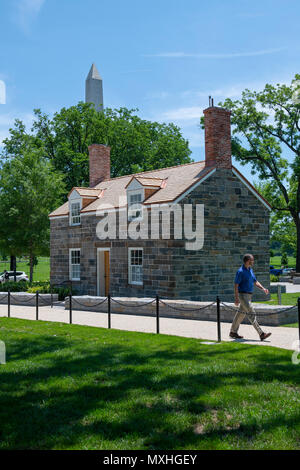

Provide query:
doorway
left=97, top=248, right=110, bottom=296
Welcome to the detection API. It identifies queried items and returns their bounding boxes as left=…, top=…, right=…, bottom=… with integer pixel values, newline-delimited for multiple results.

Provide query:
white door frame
left=97, top=248, right=110, bottom=296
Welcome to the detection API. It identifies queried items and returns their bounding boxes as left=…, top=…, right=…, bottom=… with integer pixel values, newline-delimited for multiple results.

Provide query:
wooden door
left=104, top=251, right=110, bottom=296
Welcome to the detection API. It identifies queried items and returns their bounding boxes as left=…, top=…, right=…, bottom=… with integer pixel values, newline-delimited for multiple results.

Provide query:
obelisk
left=85, top=63, right=103, bottom=112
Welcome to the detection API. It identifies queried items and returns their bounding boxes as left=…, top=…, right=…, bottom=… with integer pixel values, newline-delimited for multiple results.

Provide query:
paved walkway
left=0, top=304, right=298, bottom=352
left=271, top=281, right=300, bottom=294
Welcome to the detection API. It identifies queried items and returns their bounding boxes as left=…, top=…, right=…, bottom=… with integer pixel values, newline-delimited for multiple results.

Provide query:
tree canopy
left=218, top=74, right=300, bottom=270
left=2, top=103, right=192, bottom=193
left=0, top=148, right=65, bottom=280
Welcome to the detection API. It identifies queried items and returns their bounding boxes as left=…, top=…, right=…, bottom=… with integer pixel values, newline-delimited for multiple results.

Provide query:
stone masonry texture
left=50, top=167, right=270, bottom=302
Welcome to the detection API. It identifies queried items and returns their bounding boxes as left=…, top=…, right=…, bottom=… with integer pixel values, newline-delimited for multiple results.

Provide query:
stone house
left=49, top=105, right=271, bottom=302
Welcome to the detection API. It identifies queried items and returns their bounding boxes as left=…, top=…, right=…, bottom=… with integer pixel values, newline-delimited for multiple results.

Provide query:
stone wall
left=171, top=168, right=270, bottom=302
left=0, top=293, right=58, bottom=306
left=50, top=167, right=270, bottom=302
left=65, top=296, right=296, bottom=327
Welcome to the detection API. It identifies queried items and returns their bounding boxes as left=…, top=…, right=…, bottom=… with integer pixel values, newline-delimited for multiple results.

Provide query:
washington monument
left=85, top=63, right=103, bottom=112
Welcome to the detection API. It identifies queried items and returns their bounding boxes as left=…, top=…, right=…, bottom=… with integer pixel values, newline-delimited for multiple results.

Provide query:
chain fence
left=0, top=290, right=299, bottom=342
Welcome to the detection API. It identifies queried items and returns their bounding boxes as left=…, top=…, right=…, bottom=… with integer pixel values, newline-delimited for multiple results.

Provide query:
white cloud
left=13, top=0, right=45, bottom=33
left=0, top=112, right=34, bottom=146
left=160, top=106, right=204, bottom=121
left=144, top=91, right=171, bottom=101
left=0, top=80, right=6, bottom=104
left=144, top=48, right=286, bottom=59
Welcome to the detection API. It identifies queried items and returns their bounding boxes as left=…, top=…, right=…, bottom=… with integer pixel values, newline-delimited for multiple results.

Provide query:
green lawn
left=253, top=293, right=299, bottom=328
left=270, top=256, right=296, bottom=268
left=0, top=257, right=50, bottom=282
left=254, top=292, right=299, bottom=306
left=1, top=318, right=300, bottom=450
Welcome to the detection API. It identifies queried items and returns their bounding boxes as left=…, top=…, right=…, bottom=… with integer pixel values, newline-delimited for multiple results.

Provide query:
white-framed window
left=70, top=201, right=81, bottom=226
left=127, top=190, right=143, bottom=221
left=69, top=249, right=81, bottom=281
left=128, top=248, right=143, bottom=285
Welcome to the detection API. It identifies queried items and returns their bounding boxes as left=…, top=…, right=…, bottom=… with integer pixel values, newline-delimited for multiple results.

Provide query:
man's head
left=243, top=253, right=254, bottom=268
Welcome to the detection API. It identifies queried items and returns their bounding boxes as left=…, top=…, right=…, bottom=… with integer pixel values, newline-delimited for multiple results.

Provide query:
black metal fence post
left=69, top=292, right=72, bottom=324
left=8, top=289, right=10, bottom=318
left=50, top=284, right=53, bottom=309
left=216, top=296, right=221, bottom=342
left=36, top=291, right=39, bottom=321
left=156, top=295, right=160, bottom=334
left=108, top=294, right=111, bottom=329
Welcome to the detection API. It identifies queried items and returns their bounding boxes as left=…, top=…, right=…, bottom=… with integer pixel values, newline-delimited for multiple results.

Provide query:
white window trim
left=69, top=248, right=81, bottom=281
left=69, top=200, right=81, bottom=226
left=128, top=247, right=143, bottom=286
left=127, top=189, right=144, bottom=222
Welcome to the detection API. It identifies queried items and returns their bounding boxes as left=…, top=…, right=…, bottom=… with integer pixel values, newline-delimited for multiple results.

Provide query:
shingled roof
left=49, top=160, right=271, bottom=218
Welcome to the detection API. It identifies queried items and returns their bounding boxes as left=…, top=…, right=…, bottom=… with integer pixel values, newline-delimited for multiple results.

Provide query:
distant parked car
left=0, top=271, right=29, bottom=283
left=270, top=266, right=283, bottom=276
left=282, top=268, right=296, bottom=275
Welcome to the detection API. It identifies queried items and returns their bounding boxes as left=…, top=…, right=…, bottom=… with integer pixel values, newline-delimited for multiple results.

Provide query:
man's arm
left=254, top=280, right=269, bottom=295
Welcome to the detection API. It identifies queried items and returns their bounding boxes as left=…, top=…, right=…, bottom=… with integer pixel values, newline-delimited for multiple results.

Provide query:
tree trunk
left=10, top=255, right=16, bottom=271
left=10, top=255, right=17, bottom=282
left=29, top=253, right=34, bottom=282
left=296, top=219, right=300, bottom=273
left=29, top=253, right=34, bottom=283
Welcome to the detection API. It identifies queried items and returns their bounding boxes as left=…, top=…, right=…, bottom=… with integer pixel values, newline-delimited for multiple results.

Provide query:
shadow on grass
left=0, top=319, right=300, bottom=450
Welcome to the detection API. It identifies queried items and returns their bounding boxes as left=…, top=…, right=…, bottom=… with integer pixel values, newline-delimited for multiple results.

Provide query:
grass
left=254, top=292, right=299, bottom=306
left=253, top=293, right=299, bottom=328
left=270, top=256, right=296, bottom=268
left=0, top=257, right=50, bottom=282
left=1, top=318, right=300, bottom=450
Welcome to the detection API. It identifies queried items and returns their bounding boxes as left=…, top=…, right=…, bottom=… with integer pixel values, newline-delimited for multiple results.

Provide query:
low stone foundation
left=269, top=284, right=287, bottom=294
left=0, top=292, right=58, bottom=306
left=65, top=296, right=298, bottom=326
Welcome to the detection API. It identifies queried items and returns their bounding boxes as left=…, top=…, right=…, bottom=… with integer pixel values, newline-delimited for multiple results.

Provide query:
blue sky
left=0, top=0, right=299, bottom=183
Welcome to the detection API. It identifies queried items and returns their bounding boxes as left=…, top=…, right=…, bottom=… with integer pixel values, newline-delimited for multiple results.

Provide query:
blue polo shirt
left=234, top=264, right=257, bottom=293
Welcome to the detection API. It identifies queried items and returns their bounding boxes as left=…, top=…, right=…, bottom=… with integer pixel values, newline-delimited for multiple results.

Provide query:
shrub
left=0, top=281, right=29, bottom=292
left=1, top=279, right=77, bottom=300
left=270, top=274, right=279, bottom=282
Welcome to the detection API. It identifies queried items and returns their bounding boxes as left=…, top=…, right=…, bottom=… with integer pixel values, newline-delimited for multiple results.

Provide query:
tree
left=218, top=75, right=300, bottom=270
left=0, top=149, right=65, bottom=281
left=2, top=104, right=192, bottom=194
left=254, top=182, right=297, bottom=257
left=281, top=252, right=288, bottom=267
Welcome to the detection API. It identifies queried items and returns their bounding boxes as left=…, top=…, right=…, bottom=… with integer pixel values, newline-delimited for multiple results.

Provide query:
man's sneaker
left=229, top=332, right=243, bottom=339
left=260, top=332, right=272, bottom=341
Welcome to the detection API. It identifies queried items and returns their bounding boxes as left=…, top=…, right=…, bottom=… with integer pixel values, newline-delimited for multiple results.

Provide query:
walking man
left=230, top=254, right=272, bottom=341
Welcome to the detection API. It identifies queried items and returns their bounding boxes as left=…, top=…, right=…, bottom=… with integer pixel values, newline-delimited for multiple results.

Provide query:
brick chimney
left=203, top=104, right=232, bottom=169
left=88, top=144, right=111, bottom=187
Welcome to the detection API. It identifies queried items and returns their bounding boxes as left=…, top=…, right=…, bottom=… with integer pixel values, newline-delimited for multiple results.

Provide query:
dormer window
left=70, top=201, right=81, bottom=226
left=128, top=190, right=143, bottom=221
